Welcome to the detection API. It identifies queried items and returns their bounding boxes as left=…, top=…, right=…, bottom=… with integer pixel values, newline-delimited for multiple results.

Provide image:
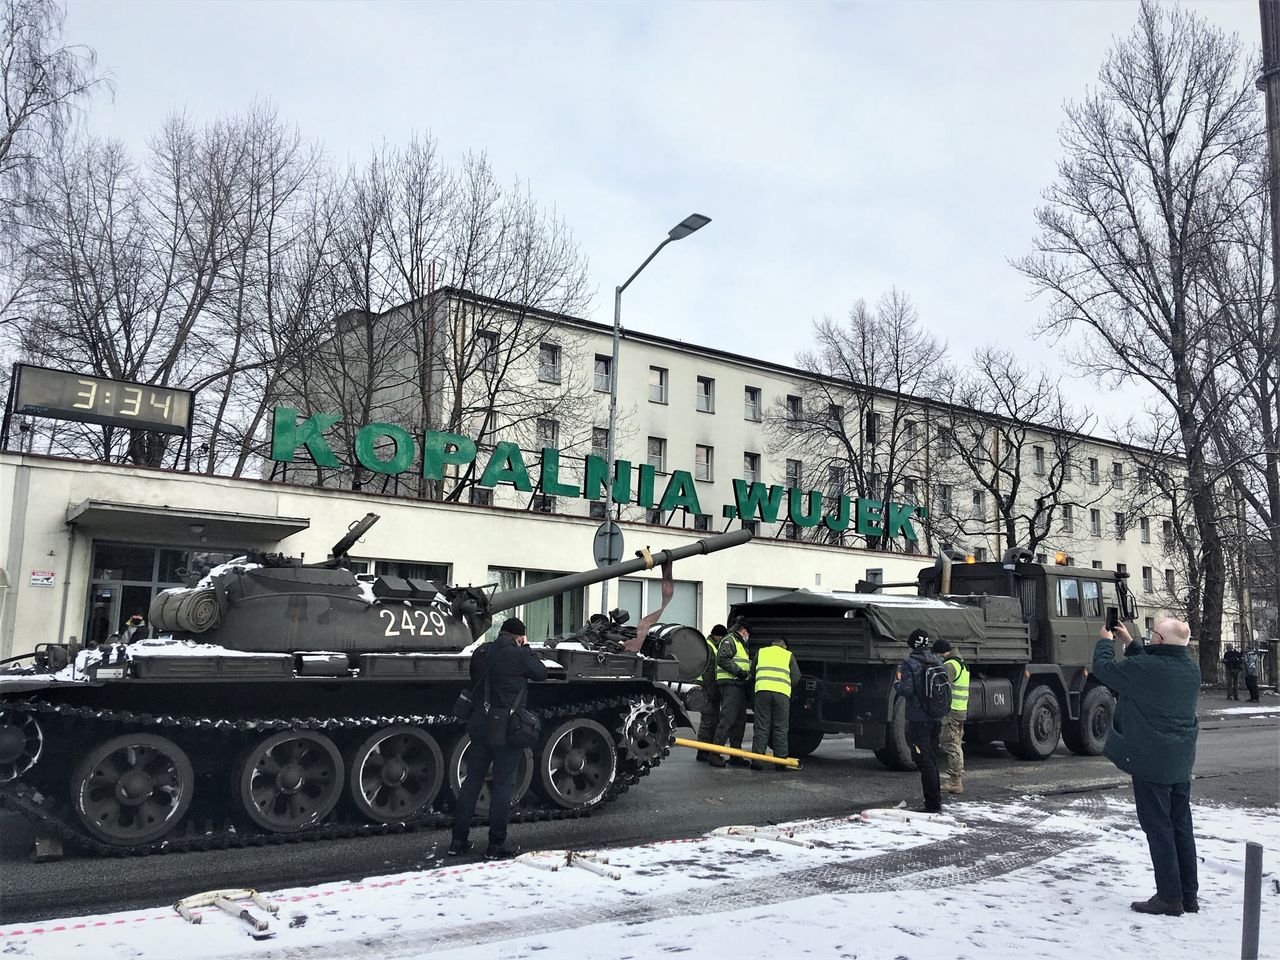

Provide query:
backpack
left=919, top=659, right=952, bottom=720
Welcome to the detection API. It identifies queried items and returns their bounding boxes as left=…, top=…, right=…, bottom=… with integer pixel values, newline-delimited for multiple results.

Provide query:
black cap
left=733, top=620, right=751, bottom=634
left=709, top=624, right=728, bottom=637
left=500, top=617, right=526, bottom=636
left=907, top=628, right=930, bottom=650
left=931, top=638, right=953, bottom=654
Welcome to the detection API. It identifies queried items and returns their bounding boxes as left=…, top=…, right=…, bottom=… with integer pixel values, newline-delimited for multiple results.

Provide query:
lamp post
left=599, top=213, right=711, bottom=617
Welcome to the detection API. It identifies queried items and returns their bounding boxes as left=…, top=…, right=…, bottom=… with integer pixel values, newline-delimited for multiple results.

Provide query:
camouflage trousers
left=938, top=714, right=965, bottom=780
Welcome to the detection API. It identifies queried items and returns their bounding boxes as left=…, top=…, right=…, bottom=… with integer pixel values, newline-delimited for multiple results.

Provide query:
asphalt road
left=1, top=693, right=1275, bottom=925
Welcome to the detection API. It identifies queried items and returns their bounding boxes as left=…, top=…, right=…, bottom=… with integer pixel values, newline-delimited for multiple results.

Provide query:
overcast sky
left=62, top=0, right=1262, bottom=429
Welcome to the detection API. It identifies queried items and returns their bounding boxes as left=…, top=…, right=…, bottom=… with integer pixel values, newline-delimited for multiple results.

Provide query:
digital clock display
left=13, top=365, right=193, bottom=436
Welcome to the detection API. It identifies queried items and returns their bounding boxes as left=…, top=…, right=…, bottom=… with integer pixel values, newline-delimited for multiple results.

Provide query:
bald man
left=1093, top=617, right=1201, bottom=917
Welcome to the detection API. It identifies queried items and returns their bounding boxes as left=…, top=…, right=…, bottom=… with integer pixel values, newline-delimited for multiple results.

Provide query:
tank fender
left=1013, top=666, right=1070, bottom=719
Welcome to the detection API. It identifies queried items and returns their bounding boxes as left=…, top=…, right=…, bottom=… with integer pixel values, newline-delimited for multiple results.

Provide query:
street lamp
left=599, top=213, right=711, bottom=617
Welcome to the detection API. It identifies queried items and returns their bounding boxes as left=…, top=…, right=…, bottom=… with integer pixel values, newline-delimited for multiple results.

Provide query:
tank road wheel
left=1062, top=685, right=1114, bottom=757
left=71, top=733, right=194, bottom=846
left=237, top=730, right=345, bottom=833
left=446, top=735, right=533, bottom=816
left=1005, top=686, right=1062, bottom=761
left=873, top=695, right=914, bottom=771
left=535, top=718, right=617, bottom=810
left=348, top=726, right=444, bottom=823
left=788, top=729, right=824, bottom=759
left=616, top=698, right=674, bottom=765
left=0, top=709, right=43, bottom=782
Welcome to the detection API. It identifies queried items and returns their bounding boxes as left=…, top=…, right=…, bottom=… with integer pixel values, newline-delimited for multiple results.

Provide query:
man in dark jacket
left=709, top=621, right=752, bottom=768
left=1222, top=645, right=1243, bottom=701
left=1094, top=618, right=1200, bottom=917
left=695, top=624, right=728, bottom=762
left=448, top=617, right=548, bottom=859
left=894, top=628, right=943, bottom=813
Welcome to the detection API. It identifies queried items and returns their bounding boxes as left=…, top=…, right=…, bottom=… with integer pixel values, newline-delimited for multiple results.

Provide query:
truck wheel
left=873, top=696, right=914, bottom=771
left=788, top=730, right=824, bottom=759
left=1062, top=685, right=1113, bottom=756
left=1005, top=685, right=1062, bottom=761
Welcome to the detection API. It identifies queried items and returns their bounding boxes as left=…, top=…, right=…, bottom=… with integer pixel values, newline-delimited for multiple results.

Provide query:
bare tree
left=769, top=288, right=947, bottom=550
left=934, top=348, right=1098, bottom=558
left=1014, top=0, right=1261, bottom=671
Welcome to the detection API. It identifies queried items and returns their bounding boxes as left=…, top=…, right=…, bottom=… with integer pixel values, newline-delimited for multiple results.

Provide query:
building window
left=970, top=490, right=986, bottom=519
left=696, top=376, right=715, bottom=413
left=470, top=487, right=493, bottom=506
left=786, top=459, right=803, bottom=488
left=741, top=519, right=759, bottom=536
left=937, top=484, right=952, bottom=516
left=744, top=386, right=762, bottom=421
left=867, top=473, right=882, bottom=498
left=828, top=464, right=846, bottom=496
left=903, top=478, right=917, bottom=500
left=866, top=413, right=881, bottom=444
left=645, top=508, right=664, bottom=525
left=1036, top=553, right=1047, bottom=564
left=695, top=444, right=714, bottom=481
left=1089, top=509, right=1101, bottom=537
left=1142, top=566, right=1153, bottom=592
left=649, top=366, right=668, bottom=404
left=904, top=420, right=917, bottom=452
left=743, top=452, right=761, bottom=484
left=477, top=330, right=498, bottom=372
left=538, top=343, right=561, bottom=383
left=1112, top=462, right=1124, bottom=489
left=1144, top=616, right=1155, bottom=634
left=785, top=394, right=803, bottom=424
left=1062, top=504, right=1074, bottom=534
left=592, top=426, right=609, bottom=458
left=1088, top=457, right=1100, bottom=484
left=829, top=404, right=845, bottom=428
left=1033, top=446, right=1046, bottom=475
left=693, top=514, right=711, bottom=532
left=594, top=354, right=612, bottom=392
left=1165, top=568, right=1175, bottom=593
left=1091, top=560, right=1103, bottom=569
left=1114, top=512, right=1125, bottom=540
left=589, top=501, right=606, bottom=519
left=936, top=426, right=954, bottom=459
left=1062, top=457, right=1073, bottom=482
left=533, top=495, right=556, bottom=514
left=973, top=547, right=988, bottom=562
left=537, top=418, right=559, bottom=448
left=1140, top=517, right=1150, bottom=543
left=785, top=522, right=802, bottom=541
left=647, top=436, right=666, bottom=474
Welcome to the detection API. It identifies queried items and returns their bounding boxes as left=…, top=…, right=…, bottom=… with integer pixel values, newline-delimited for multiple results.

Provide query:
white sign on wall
left=29, top=570, right=55, bottom=587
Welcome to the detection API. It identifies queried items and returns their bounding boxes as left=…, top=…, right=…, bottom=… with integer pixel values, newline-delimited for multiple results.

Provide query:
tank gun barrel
left=489, top=528, right=751, bottom=616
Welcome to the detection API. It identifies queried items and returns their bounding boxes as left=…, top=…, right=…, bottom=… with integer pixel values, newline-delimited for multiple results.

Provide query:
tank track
left=0, top=694, right=668, bottom=857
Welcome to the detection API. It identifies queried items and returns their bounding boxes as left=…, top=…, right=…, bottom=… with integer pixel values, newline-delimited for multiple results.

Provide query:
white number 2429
left=379, top=607, right=447, bottom=638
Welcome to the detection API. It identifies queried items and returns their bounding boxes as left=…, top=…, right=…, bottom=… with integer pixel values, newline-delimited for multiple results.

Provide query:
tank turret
left=151, top=515, right=750, bottom=667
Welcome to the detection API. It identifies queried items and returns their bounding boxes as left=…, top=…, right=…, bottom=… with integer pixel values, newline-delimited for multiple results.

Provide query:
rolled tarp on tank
left=150, top=587, right=221, bottom=634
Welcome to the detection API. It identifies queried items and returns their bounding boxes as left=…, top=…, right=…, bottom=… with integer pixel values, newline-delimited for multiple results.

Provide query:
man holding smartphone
left=1093, top=616, right=1200, bottom=917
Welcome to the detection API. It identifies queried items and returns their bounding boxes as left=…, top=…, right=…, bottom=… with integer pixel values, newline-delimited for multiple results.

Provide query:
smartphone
left=1105, top=606, right=1119, bottom=631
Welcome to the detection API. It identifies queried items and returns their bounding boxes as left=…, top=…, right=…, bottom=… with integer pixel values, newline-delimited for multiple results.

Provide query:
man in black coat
left=894, top=628, right=943, bottom=813
left=448, top=617, right=547, bottom=859
left=695, top=624, right=728, bottom=762
left=1094, top=618, right=1200, bottom=916
left=1222, top=646, right=1243, bottom=701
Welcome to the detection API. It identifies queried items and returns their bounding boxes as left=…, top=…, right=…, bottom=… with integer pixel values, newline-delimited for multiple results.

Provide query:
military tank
left=0, top=515, right=750, bottom=855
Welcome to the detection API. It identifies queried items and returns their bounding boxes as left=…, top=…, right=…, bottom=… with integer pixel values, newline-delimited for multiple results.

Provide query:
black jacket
left=894, top=649, right=943, bottom=723
left=1223, top=649, right=1243, bottom=672
left=468, top=632, right=548, bottom=720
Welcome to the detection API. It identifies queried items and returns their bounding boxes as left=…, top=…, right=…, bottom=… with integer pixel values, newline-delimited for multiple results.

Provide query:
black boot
left=1130, top=895, right=1184, bottom=917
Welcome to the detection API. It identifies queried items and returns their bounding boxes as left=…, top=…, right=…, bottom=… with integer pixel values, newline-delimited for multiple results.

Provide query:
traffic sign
left=593, top=521, right=624, bottom=568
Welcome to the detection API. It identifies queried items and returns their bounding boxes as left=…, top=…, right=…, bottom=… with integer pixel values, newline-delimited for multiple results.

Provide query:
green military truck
left=728, top=548, right=1140, bottom=769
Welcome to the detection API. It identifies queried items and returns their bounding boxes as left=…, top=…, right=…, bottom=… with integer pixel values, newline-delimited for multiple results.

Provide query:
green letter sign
left=271, top=407, right=341, bottom=468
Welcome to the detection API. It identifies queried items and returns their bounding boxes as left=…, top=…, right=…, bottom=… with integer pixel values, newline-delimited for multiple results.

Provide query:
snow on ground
left=1, top=796, right=1276, bottom=960
left=1211, top=704, right=1280, bottom=716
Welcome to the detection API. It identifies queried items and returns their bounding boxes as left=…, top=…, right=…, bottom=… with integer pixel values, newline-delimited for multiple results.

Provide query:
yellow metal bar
left=673, top=736, right=800, bottom=768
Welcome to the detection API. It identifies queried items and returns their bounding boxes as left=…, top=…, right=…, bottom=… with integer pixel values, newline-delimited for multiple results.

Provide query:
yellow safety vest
left=946, top=656, right=969, bottom=716
left=754, top=645, right=794, bottom=697
left=703, top=637, right=720, bottom=680
left=715, top=635, right=750, bottom=682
